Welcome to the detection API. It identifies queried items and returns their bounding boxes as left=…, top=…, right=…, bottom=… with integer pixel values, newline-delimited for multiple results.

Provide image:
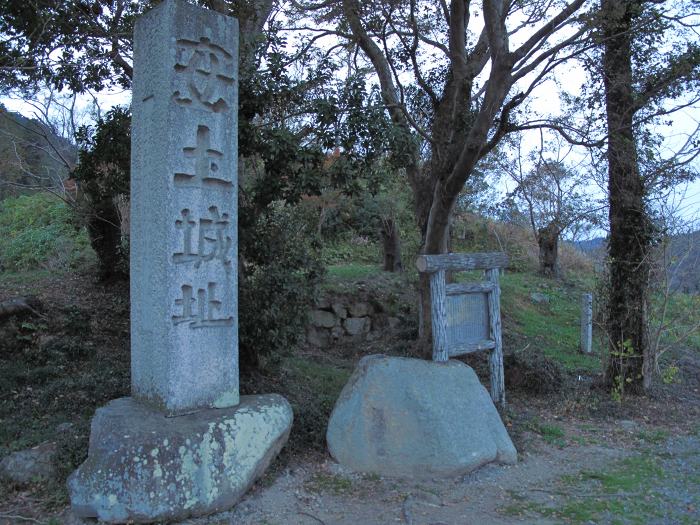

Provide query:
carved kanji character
left=172, top=282, right=233, bottom=329
left=173, top=125, right=230, bottom=187
left=172, top=37, right=234, bottom=113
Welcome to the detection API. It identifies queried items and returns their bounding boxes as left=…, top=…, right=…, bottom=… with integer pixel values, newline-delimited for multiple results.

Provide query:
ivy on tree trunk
left=602, top=0, right=653, bottom=393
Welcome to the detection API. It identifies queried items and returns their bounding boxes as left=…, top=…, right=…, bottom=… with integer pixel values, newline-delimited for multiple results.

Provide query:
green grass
left=0, top=268, right=56, bottom=287
left=0, top=193, right=94, bottom=272
left=305, top=472, right=354, bottom=495
left=321, top=235, right=382, bottom=266
left=526, top=418, right=567, bottom=447
left=326, top=263, right=383, bottom=281
left=636, top=429, right=669, bottom=445
left=502, top=451, right=700, bottom=525
left=580, top=455, right=664, bottom=492
left=285, top=356, right=352, bottom=399
left=500, top=271, right=601, bottom=372
left=281, top=356, right=352, bottom=451
left=324, top=259, right=606, bottom=374
left=651, top=292, right=700, bottom=353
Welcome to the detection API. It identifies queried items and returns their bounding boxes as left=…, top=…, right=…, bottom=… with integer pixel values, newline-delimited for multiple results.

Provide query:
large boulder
left=68, top=394, right=292, bottom=523
left=327, top=355, right=516, bottom=478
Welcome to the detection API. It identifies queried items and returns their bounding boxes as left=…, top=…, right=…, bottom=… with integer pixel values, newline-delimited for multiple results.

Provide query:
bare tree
left=0, top=90, right=84, bottom=199
left=647, top=210, right=700, bottom=380
left=500, top=134, right=603, bottom=276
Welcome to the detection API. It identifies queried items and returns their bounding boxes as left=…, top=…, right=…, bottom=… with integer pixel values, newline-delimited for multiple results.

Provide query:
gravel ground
left=645, top=435, right=700, bottom=524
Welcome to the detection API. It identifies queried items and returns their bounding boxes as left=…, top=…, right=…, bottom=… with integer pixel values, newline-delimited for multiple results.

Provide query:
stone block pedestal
left=68, top=395, right=292, bottom=523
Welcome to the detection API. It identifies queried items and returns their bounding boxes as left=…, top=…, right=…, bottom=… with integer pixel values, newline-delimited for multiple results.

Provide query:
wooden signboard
left=416, top=252, right=508, bottom=407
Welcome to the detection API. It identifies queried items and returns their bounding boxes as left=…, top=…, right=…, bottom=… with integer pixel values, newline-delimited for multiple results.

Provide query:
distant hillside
left=575, top=233, right=700, bottom=294
left=575, top=237, right=606, bottom=255
left=0, top=106, right=77, bottom=199
left=667, top=230, right=700, bottom=294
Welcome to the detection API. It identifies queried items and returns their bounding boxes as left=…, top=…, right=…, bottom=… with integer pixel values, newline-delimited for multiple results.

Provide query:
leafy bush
left=0, top=193, right=91, bottom=272
left=69, top=103, right=326, bottom=370
left=72, top=106, right=130, bottom=280
left=321, top=232, right=381, bottom=265
left=318, top=169, right=421, bottom=269
left=453, top=212, right=537, bottom=272
left=239, top=202, right=324, bottom=370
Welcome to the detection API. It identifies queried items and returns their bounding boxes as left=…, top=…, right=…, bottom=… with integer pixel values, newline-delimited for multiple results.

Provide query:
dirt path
left=58, top=347, right=700, bottom=525
left=173, top=394, right=700, bottom=525
left=175, top=443, right=627, bottom=525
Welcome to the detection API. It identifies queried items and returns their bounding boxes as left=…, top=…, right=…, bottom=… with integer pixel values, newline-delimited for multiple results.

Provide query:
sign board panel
left=446, top=293, right=489, bottom=346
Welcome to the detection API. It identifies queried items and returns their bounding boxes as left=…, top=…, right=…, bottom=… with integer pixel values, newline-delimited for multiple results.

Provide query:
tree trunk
left=602, top=0, right=652, bottom=394
left=416, top=184, right=453, bottom=357
left=537, top=222, right=560, bottom=277
left=381, top=217, right=403, bottom=272
left=339, top=0, right=515, bottom=358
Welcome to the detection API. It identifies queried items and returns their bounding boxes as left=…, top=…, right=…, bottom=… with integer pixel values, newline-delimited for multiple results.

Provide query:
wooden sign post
left=416, top=252, right=508, bottom=407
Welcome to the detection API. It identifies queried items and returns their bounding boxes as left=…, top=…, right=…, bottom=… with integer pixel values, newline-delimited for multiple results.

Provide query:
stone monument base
left=68, top=394, right=292, bottom=523
left=326, top=355, right=517, bottom=478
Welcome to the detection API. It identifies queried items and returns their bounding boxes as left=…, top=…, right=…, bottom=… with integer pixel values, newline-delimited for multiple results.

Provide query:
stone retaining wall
left=306, top=293, right=401, bottom=347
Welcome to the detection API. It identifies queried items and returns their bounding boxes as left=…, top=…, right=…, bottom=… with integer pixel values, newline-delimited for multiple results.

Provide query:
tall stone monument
left=130, top=0, right=239, bottom=416
left=67, top=2, right=292, bottom=522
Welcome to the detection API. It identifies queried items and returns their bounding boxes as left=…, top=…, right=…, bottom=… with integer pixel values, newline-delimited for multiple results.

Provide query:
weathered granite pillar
left=67, top=2, right=292, bottom=522
left=130, top=0, right=239, bottom=415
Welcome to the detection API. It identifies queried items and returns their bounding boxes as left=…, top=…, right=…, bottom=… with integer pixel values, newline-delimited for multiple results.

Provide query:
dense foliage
left=72, top=106, right=131, bottom=280
left=238, top=203, right=324, bottom=370
left=69, top=106, right=327, bottom=368
left=0, top=192, right=91, bottom=271
left=0, top=0, right=141, bottom=94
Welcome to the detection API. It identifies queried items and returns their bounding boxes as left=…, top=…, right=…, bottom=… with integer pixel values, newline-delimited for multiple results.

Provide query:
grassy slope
left=500, top=271, right=601, bottom=373
left=323, top=261, right=603, bottom=372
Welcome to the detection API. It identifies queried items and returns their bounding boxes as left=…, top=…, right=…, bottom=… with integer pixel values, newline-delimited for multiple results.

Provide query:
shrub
left=321, top=232, right=381, bottom=265
left=0, top=193, right=91, bottom=272
left=72, top=106, right=130, bottom=280
left=239, top=202, right=324, bottom=370
left=318, top=169, right=421, bottom=269
left=452, top=212, right=537, bottom=272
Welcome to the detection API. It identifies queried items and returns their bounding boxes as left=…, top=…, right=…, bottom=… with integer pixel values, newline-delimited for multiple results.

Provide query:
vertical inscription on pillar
left=170, top=36, right=235, bottom=333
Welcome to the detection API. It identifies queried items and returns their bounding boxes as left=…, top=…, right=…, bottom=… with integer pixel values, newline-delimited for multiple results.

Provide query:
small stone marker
left=130, top=0, right=239, bottom=415
left=68, top=2, right=292, bottom=521
left=580, top=292, right=593, bottom=354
